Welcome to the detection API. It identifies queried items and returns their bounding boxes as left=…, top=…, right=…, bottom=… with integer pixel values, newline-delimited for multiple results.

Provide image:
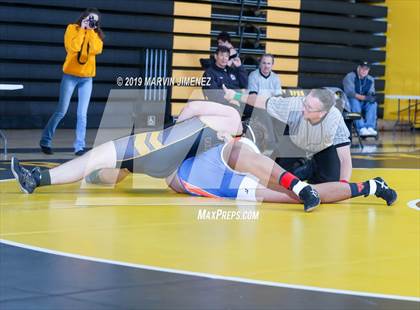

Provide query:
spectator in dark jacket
left=202, top=46, right=248, bottom=105
left=200, top=31, right=239, bottom=69
left=216, top=31, right=239, bottom=68
left=343, top=61, right=378, bottom=136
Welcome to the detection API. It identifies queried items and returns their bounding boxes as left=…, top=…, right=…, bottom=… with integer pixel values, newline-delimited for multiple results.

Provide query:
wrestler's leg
left=223, top=140, right=321, bottom=211
left=11, top=140, right=119, bottom=193
left=85, top=168, right=130, bottom=185
left=165, top=170, right=185, bottom=194
left=178, top=101, right=242, bottom=136
left=49, top=141, right=117, bottom=184
left=223, top=141, right=285, bottom=191
left=254, top=180, right=396, bottom=206
left=254, top=182, right=351, bottom=203
left=56, top=101, right=239, bottom=185
left=255, top=184, right=300, bottom=203
left=12, top=101, right=240, bottom=193
left=313, top=180, right=397, bottom=206
left=76, top=101, right=242, bottom=184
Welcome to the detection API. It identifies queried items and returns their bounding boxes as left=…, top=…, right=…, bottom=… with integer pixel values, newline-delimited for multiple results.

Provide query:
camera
left=87, top=15, right=98, bottom=29
left=229, top=52, right=238, bottom=60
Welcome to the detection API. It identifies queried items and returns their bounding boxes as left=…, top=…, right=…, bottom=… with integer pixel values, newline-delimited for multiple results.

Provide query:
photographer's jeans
left=40, top=74, right=93, bottom=152
left=349, top=98, right=377, bottom=131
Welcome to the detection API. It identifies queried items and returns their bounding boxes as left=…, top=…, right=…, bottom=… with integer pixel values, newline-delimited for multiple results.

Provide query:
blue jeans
left=40, top=74, right=92, bottom=152
left=349, top=98, right=377, bottom=131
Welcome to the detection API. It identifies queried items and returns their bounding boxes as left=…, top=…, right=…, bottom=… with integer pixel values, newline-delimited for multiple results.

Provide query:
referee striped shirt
left=266, top=96, right=350, bottom=155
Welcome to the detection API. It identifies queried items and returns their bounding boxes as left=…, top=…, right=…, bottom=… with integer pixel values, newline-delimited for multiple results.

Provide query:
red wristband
left=339, top=180, right=349, bottom=183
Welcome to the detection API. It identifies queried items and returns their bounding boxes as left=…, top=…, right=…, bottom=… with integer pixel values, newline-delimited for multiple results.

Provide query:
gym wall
left=0, top=0, right=175, bottom=128
left=0, top=0, right=389, bottom=128
left=383, top=0, right=420, bottom=122
left=170, top=0, right=387, bottom=117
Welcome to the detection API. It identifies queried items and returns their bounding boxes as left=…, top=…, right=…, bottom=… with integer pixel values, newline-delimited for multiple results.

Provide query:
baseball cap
left=359, top=61, right=370, bottom=68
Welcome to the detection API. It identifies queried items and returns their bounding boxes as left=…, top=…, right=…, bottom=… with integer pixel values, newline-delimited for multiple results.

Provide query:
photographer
left=40, top=8, right=104, bottom=156
left=343, top=61, right=378, bottom=136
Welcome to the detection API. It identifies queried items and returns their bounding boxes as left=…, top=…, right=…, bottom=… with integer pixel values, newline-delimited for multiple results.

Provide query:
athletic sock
left=349, top=180, right=375, bottom=198
left=34, top=169, right=51, bottom=187
left=279, top=171, right=307, bottom=196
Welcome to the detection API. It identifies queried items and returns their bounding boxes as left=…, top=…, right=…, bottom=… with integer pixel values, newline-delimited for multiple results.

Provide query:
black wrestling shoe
left=299, top=185, right=321, bottom=212
left=373, top=177, right=397, bottom=206
left=10, top=157, right=38, bottom=194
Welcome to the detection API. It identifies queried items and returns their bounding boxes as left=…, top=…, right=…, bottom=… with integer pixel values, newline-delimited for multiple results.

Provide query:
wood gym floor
left=0, top=129, right=419, bottom=309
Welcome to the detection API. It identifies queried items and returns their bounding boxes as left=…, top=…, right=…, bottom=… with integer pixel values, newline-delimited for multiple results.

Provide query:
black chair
left=199, top=58, right=212, bottom=69
left=344, top=111, right=364, bottom=149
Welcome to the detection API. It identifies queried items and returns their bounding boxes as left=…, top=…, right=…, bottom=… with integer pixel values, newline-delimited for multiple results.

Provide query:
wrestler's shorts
left=176, top=138, right=260, bottom=201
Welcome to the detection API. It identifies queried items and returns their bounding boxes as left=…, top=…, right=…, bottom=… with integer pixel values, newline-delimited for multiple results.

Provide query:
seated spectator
left=343, top=61, right=378, bottom=136
left=216, top=31, right=239, bottom=67
left=247, top=54, right=282, bottom=154
left=200, top=31, right=239, bottom=69
left=248, top=54, right=282, bottom=97
left=202, top=46, right=248, bottom=106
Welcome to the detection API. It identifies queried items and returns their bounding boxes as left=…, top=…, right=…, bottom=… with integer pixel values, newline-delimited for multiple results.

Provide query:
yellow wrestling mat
left=1, top=168, right=419, bottom=298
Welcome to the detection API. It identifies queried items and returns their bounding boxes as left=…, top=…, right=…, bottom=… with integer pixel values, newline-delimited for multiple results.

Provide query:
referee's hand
left=222, top=85, right=240, bottom=106
left=222, top=84, right=234, bottom=100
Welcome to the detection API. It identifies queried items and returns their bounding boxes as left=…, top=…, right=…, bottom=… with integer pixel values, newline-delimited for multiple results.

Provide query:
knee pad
left=85, top=169, right=102, bottom=184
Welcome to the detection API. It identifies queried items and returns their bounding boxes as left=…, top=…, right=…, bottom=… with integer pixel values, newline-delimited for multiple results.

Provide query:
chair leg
left=353, top=122, right=363, bottom=149
left=0, top=130, right=7, bottom=160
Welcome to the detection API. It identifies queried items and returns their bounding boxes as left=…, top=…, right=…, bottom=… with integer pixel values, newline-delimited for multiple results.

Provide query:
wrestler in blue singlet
left=176, top=138, right=259, bottom=201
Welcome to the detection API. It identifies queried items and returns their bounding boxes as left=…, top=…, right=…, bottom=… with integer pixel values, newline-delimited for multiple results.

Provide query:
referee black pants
left=275, top=145, right=341, bottom=184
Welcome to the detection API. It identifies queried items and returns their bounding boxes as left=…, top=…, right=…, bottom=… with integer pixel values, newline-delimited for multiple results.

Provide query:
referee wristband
left=233, top=92, right=242, bottom=102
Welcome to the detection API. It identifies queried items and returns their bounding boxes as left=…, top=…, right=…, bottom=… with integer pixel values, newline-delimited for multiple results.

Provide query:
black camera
left=87, top=16, right=98, bottom=29
left=229, top=52, right=238, bottom=60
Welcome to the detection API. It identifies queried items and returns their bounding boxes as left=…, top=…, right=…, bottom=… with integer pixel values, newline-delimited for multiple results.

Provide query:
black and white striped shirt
left=266, top=96, right=350, bottom=155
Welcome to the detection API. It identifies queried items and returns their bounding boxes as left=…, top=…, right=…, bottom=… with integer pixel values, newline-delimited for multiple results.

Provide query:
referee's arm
left=337, top=144, right=352, bottom=182
left=222, top=85, right=269, bottom=109
left=334, top=118, right=352, bottom=182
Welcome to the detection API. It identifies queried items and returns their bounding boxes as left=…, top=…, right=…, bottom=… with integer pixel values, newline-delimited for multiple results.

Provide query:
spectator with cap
left=343, top=61, right=378, bottom=136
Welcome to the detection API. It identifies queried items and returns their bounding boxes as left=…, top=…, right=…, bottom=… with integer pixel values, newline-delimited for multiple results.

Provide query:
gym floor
left=1, top=129, right=419, bottom=309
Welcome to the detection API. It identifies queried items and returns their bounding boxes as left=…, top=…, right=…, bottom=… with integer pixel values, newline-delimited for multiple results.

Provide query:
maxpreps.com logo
left=197, top=208, right=259, bottom=221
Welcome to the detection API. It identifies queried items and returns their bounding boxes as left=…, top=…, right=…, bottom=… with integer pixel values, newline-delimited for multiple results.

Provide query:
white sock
left=292, top=181, right=307, bottom=196
left=369, top=179, right=377, bottom=196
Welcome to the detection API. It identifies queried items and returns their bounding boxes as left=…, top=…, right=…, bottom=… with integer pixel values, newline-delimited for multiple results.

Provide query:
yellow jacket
left=62, top=24, right=103, bottom=77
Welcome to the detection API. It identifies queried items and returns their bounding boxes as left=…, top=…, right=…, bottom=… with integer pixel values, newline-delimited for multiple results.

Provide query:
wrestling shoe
left=299, top=185, right=321, bottom=212
left=10, top=157, right=38, bottom=194
left=373, top=177, right=397, bottom=206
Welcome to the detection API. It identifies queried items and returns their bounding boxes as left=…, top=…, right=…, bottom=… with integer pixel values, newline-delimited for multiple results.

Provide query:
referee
left=223, top=86, right=352, bottom=184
